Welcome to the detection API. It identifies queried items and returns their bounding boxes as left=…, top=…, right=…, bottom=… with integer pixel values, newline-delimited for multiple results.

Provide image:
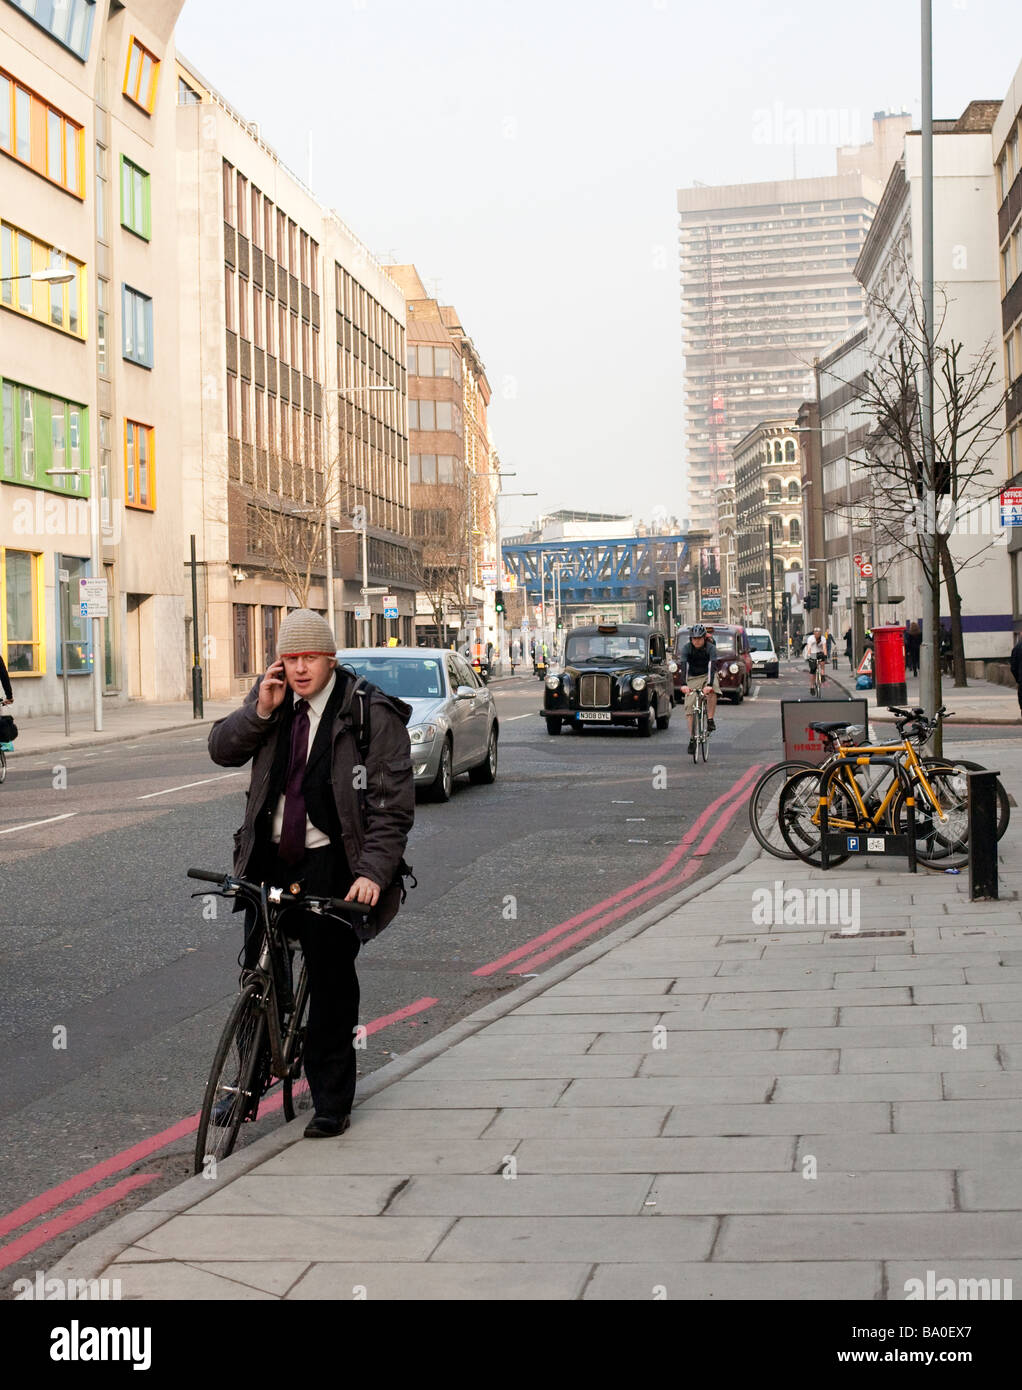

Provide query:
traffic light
left=494, top=590, right=505, bottom=615
left=646, top=589, right=657, bottom=621
left=781, top=592, right=790, bottom=621
left=828, top=582, right=839, bottom=607
left=809, top=582, right=821, bottom=610
left=662, top=579, right=676, bottom=618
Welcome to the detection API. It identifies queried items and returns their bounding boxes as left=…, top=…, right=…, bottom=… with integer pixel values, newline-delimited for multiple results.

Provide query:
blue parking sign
left=847, top=836, right=859, bottom=852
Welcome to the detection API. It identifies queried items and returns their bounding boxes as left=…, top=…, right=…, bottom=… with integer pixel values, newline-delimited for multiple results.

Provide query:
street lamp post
left=494, top=487, right=536, bottom=674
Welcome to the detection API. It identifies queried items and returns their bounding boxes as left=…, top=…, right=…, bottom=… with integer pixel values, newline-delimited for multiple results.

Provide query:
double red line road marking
left=0, top=764, right=759, bottom=1275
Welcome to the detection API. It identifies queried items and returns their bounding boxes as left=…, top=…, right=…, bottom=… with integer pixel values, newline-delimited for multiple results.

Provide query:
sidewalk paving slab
left=42, top=742, right=1022, bottom=1299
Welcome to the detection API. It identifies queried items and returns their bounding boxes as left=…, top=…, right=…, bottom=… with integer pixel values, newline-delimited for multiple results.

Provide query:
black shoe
left=303, top=1113, right=351, bottom=1139
left=688, top=737, right=696, bottom=754
left=707, top=718, right=716, bottom=733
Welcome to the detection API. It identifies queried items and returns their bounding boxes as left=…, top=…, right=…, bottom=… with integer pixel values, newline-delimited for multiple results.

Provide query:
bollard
left=968, top=770, right=1000, bottom=901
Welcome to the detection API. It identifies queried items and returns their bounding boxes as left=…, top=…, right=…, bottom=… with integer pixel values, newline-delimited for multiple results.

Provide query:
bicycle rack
left=818, top=755, right=918, bottom=873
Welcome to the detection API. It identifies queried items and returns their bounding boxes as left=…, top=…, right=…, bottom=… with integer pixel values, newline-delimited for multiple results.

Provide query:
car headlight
left=728, top=663, right=739, bottom=674
left=409, top=723, right=438, bottom=744
left=545, top=674, right=560, bottom=690
left=631, top=676, right=647, bottom=691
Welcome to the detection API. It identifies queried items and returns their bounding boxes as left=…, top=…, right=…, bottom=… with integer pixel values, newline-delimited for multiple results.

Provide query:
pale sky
left=175, top=0, right=1022, bottom=536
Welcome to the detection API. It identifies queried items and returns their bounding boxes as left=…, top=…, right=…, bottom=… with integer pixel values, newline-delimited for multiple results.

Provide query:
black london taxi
left=540, top=623, right=677, bottom=736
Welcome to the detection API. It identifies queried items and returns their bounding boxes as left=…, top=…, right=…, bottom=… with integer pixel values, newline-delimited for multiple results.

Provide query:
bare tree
left=408, top=483, right=471, bottom=645
left=849, top=270, right=1009, bottom=714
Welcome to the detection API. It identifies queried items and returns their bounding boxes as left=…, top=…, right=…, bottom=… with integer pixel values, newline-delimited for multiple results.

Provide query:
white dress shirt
left=268, top=672, right=336, bottom=850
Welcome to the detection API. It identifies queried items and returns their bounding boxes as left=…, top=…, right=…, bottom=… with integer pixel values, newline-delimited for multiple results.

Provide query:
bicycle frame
left=819, top=755, right=918, bottom=872
left=814, top=736, right=948, bottom=833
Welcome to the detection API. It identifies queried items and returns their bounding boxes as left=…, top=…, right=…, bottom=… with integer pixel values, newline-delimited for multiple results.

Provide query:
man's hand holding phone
left=256, top=659, right=288, bottom=718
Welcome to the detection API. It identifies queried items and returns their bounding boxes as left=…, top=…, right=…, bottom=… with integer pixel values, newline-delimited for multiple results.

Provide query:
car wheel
left=545, top=718, right=561, bottom=736
left=469, top=727, right=499, bottom=783
left=656, top=704, right=671, bottom=730
left=639, top=704, right=654, bottom=737
left=732, top=686, right=744, bottom=704
left=428, top=739, right=453, bottom=802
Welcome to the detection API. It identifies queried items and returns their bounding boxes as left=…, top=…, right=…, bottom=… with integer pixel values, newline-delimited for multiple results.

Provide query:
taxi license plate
left=578, top=712, right=612, bottom=721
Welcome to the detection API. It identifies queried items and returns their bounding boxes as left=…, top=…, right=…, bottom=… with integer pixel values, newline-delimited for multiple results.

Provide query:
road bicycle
left=777, top=706, right=1009, bottom=869
left=690, top=683, right=711, bottom=763
left=188, top=867, right=372, bottom=1176
left=807, top=655, right=825, bottom=698
left=0, top=745, right=6, bottom=784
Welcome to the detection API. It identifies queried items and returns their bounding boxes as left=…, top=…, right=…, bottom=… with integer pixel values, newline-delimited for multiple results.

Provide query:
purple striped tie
left=277, top=698, right=310, bottom=865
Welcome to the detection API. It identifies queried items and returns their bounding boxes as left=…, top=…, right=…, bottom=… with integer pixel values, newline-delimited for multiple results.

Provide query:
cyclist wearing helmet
left=678, top=624, right=719, bottom=755
left=804, top=626, right=826, bottom=691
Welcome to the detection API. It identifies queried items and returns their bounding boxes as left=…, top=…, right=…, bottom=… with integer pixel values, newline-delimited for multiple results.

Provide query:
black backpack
left=339, top=672, right=417, bottom=903
left=0, top=714, right=17, bottom=743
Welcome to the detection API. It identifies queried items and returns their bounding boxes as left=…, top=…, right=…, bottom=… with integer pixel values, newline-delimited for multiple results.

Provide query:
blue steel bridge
left=501, top=535, right=690, bottom=608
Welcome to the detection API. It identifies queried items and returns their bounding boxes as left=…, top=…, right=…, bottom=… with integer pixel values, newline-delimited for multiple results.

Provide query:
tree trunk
left=936, top=533, right=968, bottom=688
left=922, top=537, right=944, bottom=758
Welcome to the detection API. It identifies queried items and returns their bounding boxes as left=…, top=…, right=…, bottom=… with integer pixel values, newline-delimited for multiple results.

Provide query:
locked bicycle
left=188, top=867, right=371, bottom=1175
left=777, top=706, right=1008, bottom=869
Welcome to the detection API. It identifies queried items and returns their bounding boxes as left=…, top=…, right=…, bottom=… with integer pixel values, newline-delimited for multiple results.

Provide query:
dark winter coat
left=208, top=670, right=415, bottom=940
left=1011, top=637, right=1022, bottom=686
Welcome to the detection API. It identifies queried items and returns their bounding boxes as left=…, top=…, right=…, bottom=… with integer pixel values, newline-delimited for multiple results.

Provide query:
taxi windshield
left=565, top=633, right=645, bottom=664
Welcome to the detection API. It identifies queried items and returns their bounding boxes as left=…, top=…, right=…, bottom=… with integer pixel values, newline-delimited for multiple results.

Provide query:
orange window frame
left=123, top=37, right=160, bottom=114
left=0, top=66, right=84, bottom=197
left=124, top=419, right=155, bottom=511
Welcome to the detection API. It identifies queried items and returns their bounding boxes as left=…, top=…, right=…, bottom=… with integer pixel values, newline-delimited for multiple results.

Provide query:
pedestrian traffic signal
left=646, top=589, right=657, bottom=621
left=828, top=582, right=839, bottom=607
left=494, top=590, right=505, bottom=615
left=662, top=579, right=677, bottom=617
left=809, top=582, right=821, bottom=610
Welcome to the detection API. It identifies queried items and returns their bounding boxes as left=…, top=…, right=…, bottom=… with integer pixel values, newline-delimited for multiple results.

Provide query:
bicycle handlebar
left=186, top=867, right=374, bottom=918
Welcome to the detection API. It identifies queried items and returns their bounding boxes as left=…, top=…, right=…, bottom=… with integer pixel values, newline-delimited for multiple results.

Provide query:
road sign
left=1000, top=487, right=1022, bottom=526
left=360, top=586, right=389, bottom=595
left=354, top=606, right=370, bottom=622
left=853, top=553, right=863, bottom=565
left=857, top=649, right=873, bottom=676
left=79, top=577, right=108, bottom=616
left=860, top=561, right=874, bottom=577
left=383, top=593, right=398, bottom=619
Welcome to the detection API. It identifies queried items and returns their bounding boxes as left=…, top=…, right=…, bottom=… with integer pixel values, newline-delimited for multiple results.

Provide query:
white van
left=746, top=627, right=779, bottom=678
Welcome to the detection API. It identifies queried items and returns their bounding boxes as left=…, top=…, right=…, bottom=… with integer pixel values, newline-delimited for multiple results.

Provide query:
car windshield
left=339, top=656, right=445, bottom=699
left=748, top=635, right=774, bottom=652
left=565, top=633, right=645, bottom=664
left=712, top=639, right=736, bottom=656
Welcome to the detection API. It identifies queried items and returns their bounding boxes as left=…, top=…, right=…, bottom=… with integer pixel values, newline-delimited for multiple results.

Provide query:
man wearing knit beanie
left=209, top=609, right=415, bottom=1138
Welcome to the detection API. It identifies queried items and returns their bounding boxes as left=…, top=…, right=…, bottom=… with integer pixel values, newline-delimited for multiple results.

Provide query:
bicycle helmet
left=691, top=623, right=707, bottom=638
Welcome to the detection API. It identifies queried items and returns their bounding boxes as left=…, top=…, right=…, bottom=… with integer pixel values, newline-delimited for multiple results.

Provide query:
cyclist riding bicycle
left=804, top=626, right=827, bottom=692
left=678, top=623, right=719, bottom=755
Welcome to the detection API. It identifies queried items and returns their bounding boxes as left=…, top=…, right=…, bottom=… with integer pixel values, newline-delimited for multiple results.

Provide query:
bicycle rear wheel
left=194, top=980, right=266, bottom=1175
left=778, top=769, right=853, bottom=867
left=748, top=760, right=818, bottom=859
left=0, top=748, right=6, bottom=784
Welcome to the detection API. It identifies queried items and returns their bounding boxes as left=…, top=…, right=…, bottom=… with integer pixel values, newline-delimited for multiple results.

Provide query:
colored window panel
left=6, top=0, right=95, bottom=60
left=0, top=66, right=83, bottom=195
left=119, top=156, right=150, bottom=238
left=0, top=221, right=86, bottom=338
left=123, top=37, right=159, bottom=112
left=124, top=419, right=154, bottom=509
left=2, top=548, right=42, bottom=674
left=122, top=285, right=153, bottom=367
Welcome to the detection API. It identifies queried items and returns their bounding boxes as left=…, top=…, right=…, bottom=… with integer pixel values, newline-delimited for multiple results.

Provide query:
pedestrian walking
left=208, top=609, right=415, bottom=1139
left=843, top=627, right=853, bottom=671
left=1011, top=631, right=1022, bottom=720
left=905, top=621, right=921, bottom=678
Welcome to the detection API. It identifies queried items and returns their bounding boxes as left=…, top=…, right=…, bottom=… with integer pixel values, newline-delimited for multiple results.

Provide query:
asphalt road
left=0, top=661, right=1009, bottom=1291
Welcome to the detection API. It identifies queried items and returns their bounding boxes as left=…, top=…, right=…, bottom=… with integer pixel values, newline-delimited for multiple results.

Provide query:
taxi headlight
left=545, top=674, right=560, bottom=690
left=631, top=676, right=647, bottom=691
left=728, top=663, right=739, bottom=674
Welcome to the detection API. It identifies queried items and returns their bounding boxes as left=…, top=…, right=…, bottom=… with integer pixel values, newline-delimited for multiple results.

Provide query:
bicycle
left=188, top=867, right=372, bottom=1176
left=0, top=745, right=6, bottom=784
left=690, top=684, right=710, bottom=763
left=777, top=706, right=1009, bottom=869
left=807, top=655, right=824, bottom=698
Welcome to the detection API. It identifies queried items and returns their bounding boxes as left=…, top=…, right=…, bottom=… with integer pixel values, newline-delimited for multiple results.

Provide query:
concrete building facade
left=993, top=60, right=1022, bottom=630
left=1, top=0, right=186, bottom=716
left=677, top=115, right=911, bottom=534
left=732, top=420, right=803, bottom=638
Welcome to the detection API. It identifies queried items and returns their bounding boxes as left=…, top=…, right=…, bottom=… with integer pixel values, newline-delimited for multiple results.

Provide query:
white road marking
left=750, top=685, right=761, bottom=700
left=627, top=838, right=650, bottom=844
left=137, top=772, right=241, bottom=800
left=0, top=812, right=78, bottom=836
left=507, top=713, right=534, bottom=721
left=625, top=817, right=646, bottom=822
left=612, top=800, right=634, bottom=804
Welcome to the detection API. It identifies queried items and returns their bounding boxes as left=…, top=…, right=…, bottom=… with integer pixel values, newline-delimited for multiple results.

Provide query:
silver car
left=334, top=647, right=499, bottom=802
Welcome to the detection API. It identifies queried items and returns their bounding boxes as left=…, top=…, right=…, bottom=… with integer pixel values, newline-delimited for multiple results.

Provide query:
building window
left=97, top=277, right=109, bottom=375
left=0, top=378, right=88, bottom=494
left=233, top=603, right=255, bottom=677
left=1, top=223, right=86, bottom=338
left=119, top=156, right=150, bottom=239
left=177, top=75, right=200, bottom=105
left=0, top=66, right=83, bottom=195
left=95, top=140, right=106, bottom=240
left=787, top=480, right=800, bottom=501
left=122, top=285, right=153, bottom=367
left=55, top=553, right=92, bottom=673
left=261, top=605, right=279, bottom=666
left=5, top=0, right=95, bottom=60
left=1, top=547, right=42, bottom=674
left=123, top=36, right=159, bottom=113
left=124, top=419, right=154, bottom=509
left=789, top=518, right=801, bottom=544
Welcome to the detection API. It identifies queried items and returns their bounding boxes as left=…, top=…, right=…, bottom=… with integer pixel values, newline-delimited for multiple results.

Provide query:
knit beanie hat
left=276, top=609, right=337, bottom=657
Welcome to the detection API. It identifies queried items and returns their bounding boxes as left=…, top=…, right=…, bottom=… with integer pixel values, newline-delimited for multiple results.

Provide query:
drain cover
left=827, top=929, right=907, bottom=939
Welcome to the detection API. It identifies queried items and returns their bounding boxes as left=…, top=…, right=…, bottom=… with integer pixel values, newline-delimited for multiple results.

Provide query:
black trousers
left=245, top=844, right=360, bottom=1120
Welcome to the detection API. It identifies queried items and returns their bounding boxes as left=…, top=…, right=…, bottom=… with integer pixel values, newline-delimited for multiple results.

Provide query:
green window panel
left=0, top=376, right=89, bottom=496
left=119, top=155, right=150, bottom=240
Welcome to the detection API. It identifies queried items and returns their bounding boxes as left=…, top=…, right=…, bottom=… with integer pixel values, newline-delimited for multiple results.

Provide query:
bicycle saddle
left=809, top=721, right=852, bottom=734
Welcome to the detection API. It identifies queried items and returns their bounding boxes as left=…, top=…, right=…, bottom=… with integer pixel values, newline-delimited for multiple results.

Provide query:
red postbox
left=873, top=624, right=907, bottom=708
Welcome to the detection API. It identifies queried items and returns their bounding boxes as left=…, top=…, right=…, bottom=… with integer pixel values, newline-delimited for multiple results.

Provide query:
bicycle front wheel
left=920, top=757, right=1009, bottom=841
left=778, top=768, right=852, bottom=867
left=0, top=748, right=6, bottom=784
left=194, top=980, right=266, bottom=1176
left=891, top=766, right=969, bottom=870
left=281, top=967, right=311, bottom=1122
left=748, top=760, right=818, bottom=859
